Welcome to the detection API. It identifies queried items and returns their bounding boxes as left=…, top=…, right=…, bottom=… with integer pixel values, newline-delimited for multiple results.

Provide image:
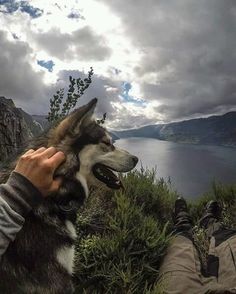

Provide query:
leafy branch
left=47, top=67, right=94, bottom=123
left=97, top=113, right=107, bottom=125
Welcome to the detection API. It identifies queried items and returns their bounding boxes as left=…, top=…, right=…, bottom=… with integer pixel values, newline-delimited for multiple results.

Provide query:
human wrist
left=0, top=171, right=43, bottom=216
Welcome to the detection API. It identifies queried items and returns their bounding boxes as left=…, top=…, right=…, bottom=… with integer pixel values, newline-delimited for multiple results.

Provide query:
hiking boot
left=199, top=200, right=222, bottom=229
left=172, top=197, right=193, bottom=235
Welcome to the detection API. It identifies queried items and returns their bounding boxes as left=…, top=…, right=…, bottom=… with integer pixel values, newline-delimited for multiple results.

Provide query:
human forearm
left=0, top=147, right=65, bottom=259
left=0, top=172, right=42, bottom=258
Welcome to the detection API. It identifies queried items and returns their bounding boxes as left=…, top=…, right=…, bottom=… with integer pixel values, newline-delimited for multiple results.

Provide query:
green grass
left=73, top=169, right=236, bottom=294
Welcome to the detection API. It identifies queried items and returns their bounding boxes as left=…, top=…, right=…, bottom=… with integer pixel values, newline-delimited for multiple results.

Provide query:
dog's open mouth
left=92, top=163, right=123, bottom=189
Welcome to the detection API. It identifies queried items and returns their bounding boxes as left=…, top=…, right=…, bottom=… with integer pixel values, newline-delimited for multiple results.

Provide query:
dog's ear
left=70, top=97, right=97, bottom=131
left=49, top=98, right=97, bottom=144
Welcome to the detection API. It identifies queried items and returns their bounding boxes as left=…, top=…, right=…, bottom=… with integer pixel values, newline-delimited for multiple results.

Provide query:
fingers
left=40, top=147, right=58, bottom=158
left=47, top=151, right=66, bottom=171
left=23, top=149, right=35, bottom=155
left=16, top=149, right=35, bottom=166
left=30, top=147, right=47, bottom=156
left=21, top=147, right=66, bottom=173
left=25, top=147, right=60, bottom=159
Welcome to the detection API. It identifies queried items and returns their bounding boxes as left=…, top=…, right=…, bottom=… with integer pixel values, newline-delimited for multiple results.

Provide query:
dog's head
left=47, top=98, right=138, bottom=199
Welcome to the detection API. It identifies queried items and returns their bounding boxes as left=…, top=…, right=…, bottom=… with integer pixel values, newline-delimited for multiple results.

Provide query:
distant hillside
left=113, top=112, right=236, bottom=147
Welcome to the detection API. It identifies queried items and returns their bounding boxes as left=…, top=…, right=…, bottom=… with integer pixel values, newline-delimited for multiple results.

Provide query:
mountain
left=32, top=115, right=50, bottom=130
left=113, top=112, right=236, bottom=147
left=0, top=96, right=43, bottom=162
left=18, top=109, right=44, bottom=136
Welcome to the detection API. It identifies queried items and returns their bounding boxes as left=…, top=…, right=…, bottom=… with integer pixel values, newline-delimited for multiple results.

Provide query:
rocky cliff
left=0, top=96, right=42, bottom=162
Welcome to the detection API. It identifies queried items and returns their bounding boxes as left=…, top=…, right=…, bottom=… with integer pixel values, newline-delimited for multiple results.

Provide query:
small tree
left=47, top=67, right=94, bottom=123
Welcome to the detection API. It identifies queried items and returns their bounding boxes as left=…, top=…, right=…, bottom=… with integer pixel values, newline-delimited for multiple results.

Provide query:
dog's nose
left=132, top=156, right=139, bottom=165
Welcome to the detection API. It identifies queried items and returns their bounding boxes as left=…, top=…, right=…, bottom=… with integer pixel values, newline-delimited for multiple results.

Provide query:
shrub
left=74, top=169, right=176, bottom=293
left=73, top=169, right=236, bottom=293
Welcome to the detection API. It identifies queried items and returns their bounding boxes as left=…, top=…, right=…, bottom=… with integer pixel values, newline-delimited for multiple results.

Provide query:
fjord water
left=115, top=137, right=236, bottom=199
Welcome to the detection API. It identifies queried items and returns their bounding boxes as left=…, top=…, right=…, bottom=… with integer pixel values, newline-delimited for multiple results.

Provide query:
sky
left=0, top=0, right=236, bottom=130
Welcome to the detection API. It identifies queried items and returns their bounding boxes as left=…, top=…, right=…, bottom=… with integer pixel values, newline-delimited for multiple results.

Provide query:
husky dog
left=0, top=98, right=138, bottom=293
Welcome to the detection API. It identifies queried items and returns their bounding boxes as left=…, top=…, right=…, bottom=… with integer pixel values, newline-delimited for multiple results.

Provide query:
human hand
left=14, top=147, right=66, bottom=197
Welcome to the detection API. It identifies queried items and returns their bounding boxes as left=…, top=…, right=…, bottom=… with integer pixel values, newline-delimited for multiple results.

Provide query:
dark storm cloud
left=0, top=30, right=51, bottom=113
left=34, top=26, right=112, bottom=61
left=0, top=26, right=122, bottom=118
left=100, top=0, right=236, bottom=121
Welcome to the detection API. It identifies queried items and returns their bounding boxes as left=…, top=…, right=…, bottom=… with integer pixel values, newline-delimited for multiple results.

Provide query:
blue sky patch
left=0, top=0, right=43, bottom=18
left=37, top=60, right=55, bottom=72
left=20, top=1, right=43, bottom=18
left=121, top=82, right=146, bottom=106
left=0, top=0, right=19, bottom=13
left=67, top=11, right=84, bottom=20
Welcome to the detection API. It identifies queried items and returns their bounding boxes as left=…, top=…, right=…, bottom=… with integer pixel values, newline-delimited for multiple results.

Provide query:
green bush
left=73, top=169, right=236, bottom=293
left=74, top=169, right=176, bottom=293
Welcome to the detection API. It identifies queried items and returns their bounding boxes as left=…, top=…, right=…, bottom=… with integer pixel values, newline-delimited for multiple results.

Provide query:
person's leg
left=199, top=200, right=223, bottom=240
left=160, top=198, right=203, bottom=294
left=160, top=235, right=203, bottom=294
left=200, top=201, right=236, bottom=290
left=200, top=200, right=223, bottom=279
left=213, top=230, right=236, bottom=288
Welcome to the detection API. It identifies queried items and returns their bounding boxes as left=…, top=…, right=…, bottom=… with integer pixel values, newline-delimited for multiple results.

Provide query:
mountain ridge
left=113, top=111, right=236, bottom=147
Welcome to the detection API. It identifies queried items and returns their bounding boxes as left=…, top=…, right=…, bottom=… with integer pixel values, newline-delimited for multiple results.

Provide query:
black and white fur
left=0, top=98, right=138, bottom=293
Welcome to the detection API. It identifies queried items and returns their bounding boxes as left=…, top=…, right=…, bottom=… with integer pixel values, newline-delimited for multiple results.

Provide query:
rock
left=18, top=109, right=44, bottom=136
left=0, top=96, right=42, bottom=162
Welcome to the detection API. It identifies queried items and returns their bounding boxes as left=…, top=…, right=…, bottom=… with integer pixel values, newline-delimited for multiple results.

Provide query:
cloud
left=1, top=0, right=236, bottom=129
left=34, top=26, right=112, bottom=61
left=109, top=100, right=162, bottom=130
left=48, top=69, right=154, bottom=129
left=99, top=0, right=236, bottom=121
left=0, top=30, right=50, bottom=113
